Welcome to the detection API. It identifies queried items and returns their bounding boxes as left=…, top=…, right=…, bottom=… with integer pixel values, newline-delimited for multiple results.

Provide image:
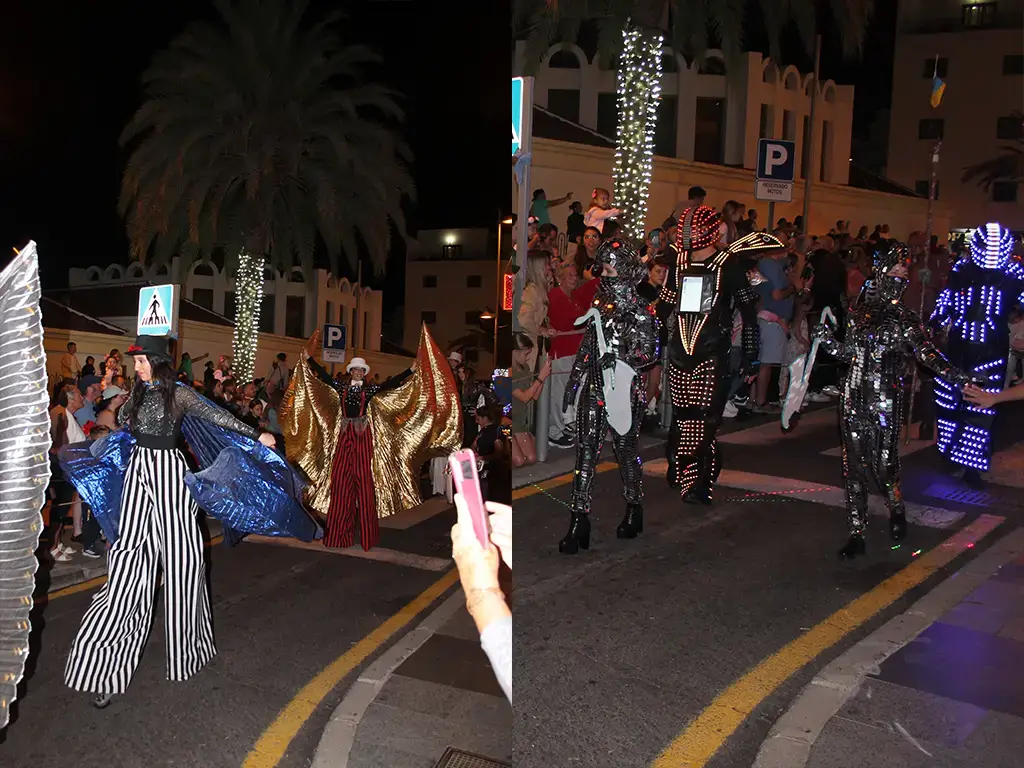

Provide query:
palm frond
left=119, top=0, right=412, bottom=277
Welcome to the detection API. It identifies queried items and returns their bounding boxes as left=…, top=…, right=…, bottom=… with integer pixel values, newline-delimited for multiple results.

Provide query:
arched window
left=155, top=264, right=168, bottom=276
left=699, top=56, right=726, bottom=75
left=192, top=262, right=215, bottom=276
left=547, top=49, right=581, bottom=69
left=289, top=269, right=305, bottom=283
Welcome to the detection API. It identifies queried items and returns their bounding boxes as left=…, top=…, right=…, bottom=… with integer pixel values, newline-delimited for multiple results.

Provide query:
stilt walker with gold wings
left=280, top=325, right=463, bottom=550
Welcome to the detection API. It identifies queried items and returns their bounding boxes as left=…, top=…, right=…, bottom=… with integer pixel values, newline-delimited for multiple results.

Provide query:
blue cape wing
left=180, top=407, right=322, bottom=541
left=60, top=390, right=323, bottom=544
left=58, top=431, right=134, bottom=543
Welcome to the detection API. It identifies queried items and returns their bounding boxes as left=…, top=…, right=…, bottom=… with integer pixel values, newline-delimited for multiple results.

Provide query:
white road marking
left=244, top=535, right=452, bottom=571
left=641, top=460, right=965, bottom=529
left=718, top=408, right=837, bottom=445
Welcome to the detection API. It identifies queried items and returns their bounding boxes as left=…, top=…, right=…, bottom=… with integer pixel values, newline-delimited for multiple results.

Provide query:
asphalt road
left=2, top=508, right=458, bottom=768
left=512, top=405, right=1024, bottom=768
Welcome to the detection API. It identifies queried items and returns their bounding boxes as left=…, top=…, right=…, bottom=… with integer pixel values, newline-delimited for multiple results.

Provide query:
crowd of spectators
left=515, top=181, right=963, bottom=453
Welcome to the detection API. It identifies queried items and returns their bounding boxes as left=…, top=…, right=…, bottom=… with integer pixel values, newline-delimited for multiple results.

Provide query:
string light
left=233, top=250, right=263, bottom=384
left=613, top=23, right=663, bottom=242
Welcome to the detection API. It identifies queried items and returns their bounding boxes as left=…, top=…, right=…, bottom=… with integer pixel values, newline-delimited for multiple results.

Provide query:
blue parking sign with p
left=322, top=323, right=347, bottom=364
left=756, top=139, right=796, bottom=182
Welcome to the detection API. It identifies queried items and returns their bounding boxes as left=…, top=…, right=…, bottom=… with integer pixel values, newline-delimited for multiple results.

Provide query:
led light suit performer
left=558, top=238, right=658, bottom=555
left=929, top=223, right=1024, bottom=487
left=660, top=206, right=783, bottom=504
left=813, top=244, right=983, bottom=560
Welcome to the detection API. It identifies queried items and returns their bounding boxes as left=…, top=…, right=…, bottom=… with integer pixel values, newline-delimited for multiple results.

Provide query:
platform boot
left=889, top=511, right=907, bottom=542
left=838, top=533, right=867, bottom=560
left=558, top=512, right=591, bottom=555
left=616, top=503, right=643, bottom=539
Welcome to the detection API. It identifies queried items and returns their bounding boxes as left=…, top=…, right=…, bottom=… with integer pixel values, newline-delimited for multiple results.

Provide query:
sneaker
left=722, top=401, right=739, bottom=419
left=548, top=434, right=573, bottom=449
left=50, top=547, right=73, bottom=563
left=749, top=402, right=780, bottom=415
left=82, top=545, right=104, bottom=559
left=92, top=692, right=115, bottom=709
left=805, top=391, right=830, bottom=403
left=821, top=385, right=840, bottom=397
left=730, top=394, right=749, bottom=407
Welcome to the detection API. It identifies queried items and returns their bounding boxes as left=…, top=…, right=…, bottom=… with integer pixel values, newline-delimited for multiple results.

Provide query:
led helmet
left=969, top=222, right=1014, bottom=270
left=676, top=205, right=721, bottom=252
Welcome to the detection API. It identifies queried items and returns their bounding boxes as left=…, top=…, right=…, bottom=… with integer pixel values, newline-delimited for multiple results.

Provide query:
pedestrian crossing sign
left=137, top=284, right=179, bottom=338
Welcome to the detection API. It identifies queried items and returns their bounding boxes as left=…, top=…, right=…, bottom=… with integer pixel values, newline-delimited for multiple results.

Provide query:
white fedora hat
left=346, top=357, right=370, bottom=374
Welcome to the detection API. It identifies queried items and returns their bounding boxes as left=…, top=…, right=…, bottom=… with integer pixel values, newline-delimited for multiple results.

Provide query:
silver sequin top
left=119, top=383, right=260, bottom=447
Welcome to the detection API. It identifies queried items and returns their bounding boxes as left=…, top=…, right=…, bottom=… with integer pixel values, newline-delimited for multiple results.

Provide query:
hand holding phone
left=449, top=449, right=490, bottom=548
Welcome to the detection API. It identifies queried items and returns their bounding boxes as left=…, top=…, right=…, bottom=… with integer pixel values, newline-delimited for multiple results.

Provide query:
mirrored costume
left=929, top=223, right=1024, bottom=485
left=813, top=243, right=982, bottom=559
left=558, top=239, right=658, bottom=554
left=0, top=243, right=51, bottom=730
left=660, top=206, right=783, bottom=503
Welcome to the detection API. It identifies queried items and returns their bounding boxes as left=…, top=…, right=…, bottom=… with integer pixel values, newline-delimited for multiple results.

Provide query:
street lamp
left=493, top=214, right=515, bottom=372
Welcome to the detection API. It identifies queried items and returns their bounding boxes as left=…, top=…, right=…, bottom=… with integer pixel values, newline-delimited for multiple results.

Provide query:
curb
left=47, top=562, right=108, bottom=594
left=311, top=587, right=466, bottom=768
left=752, top=526, right=1024, bottom=768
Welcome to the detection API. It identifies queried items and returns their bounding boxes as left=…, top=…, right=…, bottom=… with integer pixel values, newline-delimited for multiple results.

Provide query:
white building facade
left=514, top=41, right=855, bottom=186
left=886, top=0, right=1024, bottom=231
left=403, top=229, right=498, bottom=373
left=68, top=258, right=384, bottom=351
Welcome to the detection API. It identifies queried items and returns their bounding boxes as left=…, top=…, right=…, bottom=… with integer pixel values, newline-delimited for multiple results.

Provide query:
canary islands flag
left=930, top=56, right=946, bottom=108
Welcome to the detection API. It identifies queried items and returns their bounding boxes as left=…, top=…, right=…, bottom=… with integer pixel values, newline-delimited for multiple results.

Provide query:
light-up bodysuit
left=660, top=206, right=783, bottom=503
left=929, top=223, right=1024, bottom=485
left=814, top=243, right=982, bottom=559
left=558, top=238, right=658, bottom=555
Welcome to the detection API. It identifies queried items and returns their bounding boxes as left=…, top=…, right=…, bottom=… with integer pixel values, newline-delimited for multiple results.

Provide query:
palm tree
left=962, top=111, right=1024, bottom=192
left=120, top=0, right=414, bottom=382
left=514, top=0, right=874, bottom=239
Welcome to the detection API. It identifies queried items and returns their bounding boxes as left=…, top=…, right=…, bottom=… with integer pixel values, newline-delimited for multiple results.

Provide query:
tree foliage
left=961, top=112, right=1023, bottom=192
left=120, top=0, right=414, bottom=277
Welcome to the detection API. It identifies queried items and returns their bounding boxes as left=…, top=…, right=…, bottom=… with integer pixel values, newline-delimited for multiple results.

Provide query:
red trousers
left=323, top=425, right=379, bottom=550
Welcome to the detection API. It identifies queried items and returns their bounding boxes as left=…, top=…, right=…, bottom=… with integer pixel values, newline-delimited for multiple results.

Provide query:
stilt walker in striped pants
left=64, top=335, right=278, bottom=709
left=302, top=344, right=413, bottom=550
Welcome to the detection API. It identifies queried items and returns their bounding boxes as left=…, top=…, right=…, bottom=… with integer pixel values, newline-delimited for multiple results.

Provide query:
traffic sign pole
left=512, top=76, right=534, bottom=333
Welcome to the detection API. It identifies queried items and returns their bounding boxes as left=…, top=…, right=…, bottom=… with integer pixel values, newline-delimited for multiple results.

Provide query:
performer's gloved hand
left=599, top=352, right=616, bottom=370
left=562, top=384, right=577, bottom=414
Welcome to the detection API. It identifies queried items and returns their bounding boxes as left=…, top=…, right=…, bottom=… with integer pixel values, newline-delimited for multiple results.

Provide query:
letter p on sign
left=766, top=145, right=787, bottom=175
left=326, top=326, right=344, bottom=347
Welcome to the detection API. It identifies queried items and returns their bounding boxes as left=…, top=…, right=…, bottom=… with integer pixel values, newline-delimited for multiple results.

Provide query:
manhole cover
left=433, top=747, right=510, bottom=768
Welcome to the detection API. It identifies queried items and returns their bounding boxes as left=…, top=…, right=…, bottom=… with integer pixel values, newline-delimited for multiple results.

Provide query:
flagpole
left=906, top=56, right=943, bottom=444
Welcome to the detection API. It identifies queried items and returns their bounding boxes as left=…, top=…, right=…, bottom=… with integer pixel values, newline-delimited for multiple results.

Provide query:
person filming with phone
left=449, top=450, right=512, bottom=702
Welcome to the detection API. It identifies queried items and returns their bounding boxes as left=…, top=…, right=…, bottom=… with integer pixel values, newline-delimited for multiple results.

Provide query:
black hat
left=127, top=335, right=172, bottom=363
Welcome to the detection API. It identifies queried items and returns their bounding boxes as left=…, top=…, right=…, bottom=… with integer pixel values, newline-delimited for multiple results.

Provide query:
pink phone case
left=449, top=449, right=490, bottom=548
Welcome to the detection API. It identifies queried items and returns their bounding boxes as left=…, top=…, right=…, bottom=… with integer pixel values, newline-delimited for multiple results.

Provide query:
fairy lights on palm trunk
left=613, top=23, right=663, bottom=242
left=233, top=250, right=264, bottom=384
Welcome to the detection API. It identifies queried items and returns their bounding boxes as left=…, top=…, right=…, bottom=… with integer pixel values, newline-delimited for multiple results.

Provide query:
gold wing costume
left=280, top=324, right=463, bottom=520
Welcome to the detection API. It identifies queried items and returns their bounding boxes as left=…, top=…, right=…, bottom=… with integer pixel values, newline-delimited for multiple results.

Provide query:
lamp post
left=479, top=308, right=498, bottom=366
left=496, top=214, right=514, bottom=372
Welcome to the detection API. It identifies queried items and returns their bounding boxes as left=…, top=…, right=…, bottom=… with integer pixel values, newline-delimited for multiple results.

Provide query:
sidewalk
left=755, top=526, right=1024, bottom=768
left=312, top=585, right=512, bottom=768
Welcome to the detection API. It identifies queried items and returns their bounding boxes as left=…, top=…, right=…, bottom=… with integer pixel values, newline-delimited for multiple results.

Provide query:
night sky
left=0, top=0, right=507, bottom=318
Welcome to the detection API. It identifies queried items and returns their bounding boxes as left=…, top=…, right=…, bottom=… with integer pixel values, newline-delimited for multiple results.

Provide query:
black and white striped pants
left=65, top=446, right=216, bottom=694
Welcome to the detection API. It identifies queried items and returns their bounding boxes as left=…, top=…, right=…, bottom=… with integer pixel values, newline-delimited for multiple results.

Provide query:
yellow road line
left=512, top=461, right=618, bottom=500
left=242, top=568, right=459, bottom=768
left=43, top=534, right=225, bottom=603
left=653, top=513, right=1005, bottom=767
